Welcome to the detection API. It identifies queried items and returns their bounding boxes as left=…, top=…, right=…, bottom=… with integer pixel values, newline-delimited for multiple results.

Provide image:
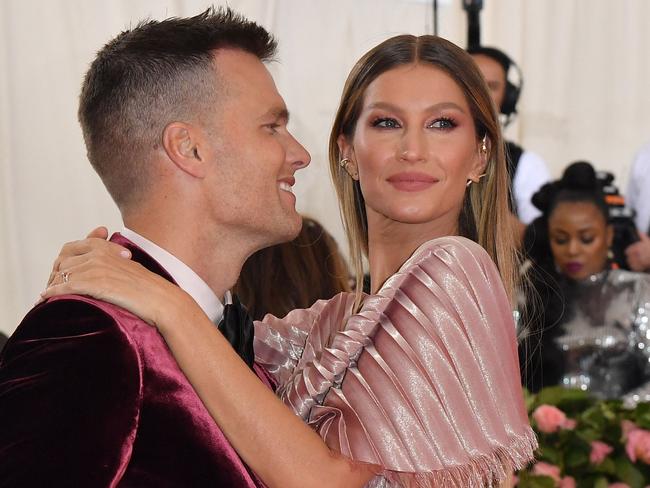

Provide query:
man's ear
left=162, top=122, right=207, bottom=178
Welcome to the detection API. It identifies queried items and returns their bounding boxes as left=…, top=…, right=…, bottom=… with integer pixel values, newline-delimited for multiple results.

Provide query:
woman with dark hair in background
left=520, top=161, right=650, bottom=406
left=44, top=34, right=535, bottom=487
left=234, top=216, right=350, bottom=321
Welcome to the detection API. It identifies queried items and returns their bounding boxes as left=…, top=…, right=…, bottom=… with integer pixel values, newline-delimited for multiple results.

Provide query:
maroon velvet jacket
left=0, top=234, right=269, bottom=487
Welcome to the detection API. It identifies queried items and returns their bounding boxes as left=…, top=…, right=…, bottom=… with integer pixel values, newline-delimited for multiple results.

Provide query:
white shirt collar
left=121, top=228, right=231, bottom=323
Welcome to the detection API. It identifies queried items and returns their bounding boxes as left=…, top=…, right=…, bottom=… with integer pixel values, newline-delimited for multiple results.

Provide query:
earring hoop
left=339, top=158, right=358, bottom=179
left=466, top=173, right=487, bottom=187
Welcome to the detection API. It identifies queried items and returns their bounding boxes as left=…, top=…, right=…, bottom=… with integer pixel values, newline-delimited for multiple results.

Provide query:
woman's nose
left=567, top=239, right=580, bottom=255
left=398, top=130, right=426, bottom=163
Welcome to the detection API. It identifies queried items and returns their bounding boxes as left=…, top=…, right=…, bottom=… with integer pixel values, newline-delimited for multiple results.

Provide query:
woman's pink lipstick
left=564, top=262, right=583, bottom=274
left=387, top=172, right=438, bottom=191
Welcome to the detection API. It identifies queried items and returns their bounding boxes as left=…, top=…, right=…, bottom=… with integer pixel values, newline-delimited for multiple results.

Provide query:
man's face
left=471, top=54, right=507, bottom=111
left=199, top=49, right=310, bottom=248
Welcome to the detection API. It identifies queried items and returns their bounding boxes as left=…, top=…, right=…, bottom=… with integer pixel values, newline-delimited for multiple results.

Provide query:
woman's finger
left=59, top=238, right=130, bottom=260
left=85, top=226, right=109, bottom=240
left=56, top=245, right=132, bottom=273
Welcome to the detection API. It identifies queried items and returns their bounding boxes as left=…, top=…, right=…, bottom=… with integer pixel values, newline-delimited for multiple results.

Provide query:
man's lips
left=278, top=176, right=295, bottom=193
left=386, top=172, right=438, bottom=191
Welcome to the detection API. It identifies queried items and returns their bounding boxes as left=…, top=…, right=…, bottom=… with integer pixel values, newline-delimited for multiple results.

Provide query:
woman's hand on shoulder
left=41, top=226, right=198, bottom=332
left=45, top=226, right=125, bottom=287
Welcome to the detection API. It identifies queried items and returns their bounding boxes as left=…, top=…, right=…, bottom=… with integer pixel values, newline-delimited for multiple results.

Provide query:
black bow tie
left=218, top=295, right=255, bottom=370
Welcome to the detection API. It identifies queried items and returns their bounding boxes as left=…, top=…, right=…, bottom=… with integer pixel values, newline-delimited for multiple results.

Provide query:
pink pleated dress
left=254, top=236, right=537, bottom=487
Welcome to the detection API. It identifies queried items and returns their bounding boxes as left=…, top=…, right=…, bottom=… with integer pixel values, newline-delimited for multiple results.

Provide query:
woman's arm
left=42, top=235, right=375, bottom=488
left=160, top=292, right=375, bottom=488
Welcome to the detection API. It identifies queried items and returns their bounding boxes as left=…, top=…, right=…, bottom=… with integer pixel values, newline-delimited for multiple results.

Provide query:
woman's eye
left=372, top=118, right=400, bottom=129
left=552, top=237, right=568, bottom=245
left=581, top=236, right=595, bottom=244
left=428, top=117, right=456, bottom=129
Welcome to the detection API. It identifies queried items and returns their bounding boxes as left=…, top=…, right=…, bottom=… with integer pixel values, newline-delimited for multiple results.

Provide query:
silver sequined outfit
left=553, top=269, right=650, bottom=406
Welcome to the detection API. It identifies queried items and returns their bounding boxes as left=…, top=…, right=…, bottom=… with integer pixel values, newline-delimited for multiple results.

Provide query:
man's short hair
left=78, top=7, right=276, bottom=210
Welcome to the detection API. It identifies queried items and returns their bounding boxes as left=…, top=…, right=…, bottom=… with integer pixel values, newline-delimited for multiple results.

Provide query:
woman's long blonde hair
left=328, top=35, right=518, bottom=302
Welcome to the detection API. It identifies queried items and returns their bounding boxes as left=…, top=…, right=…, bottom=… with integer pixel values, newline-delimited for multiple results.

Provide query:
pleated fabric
left=254, top=236, right=536, bottom=487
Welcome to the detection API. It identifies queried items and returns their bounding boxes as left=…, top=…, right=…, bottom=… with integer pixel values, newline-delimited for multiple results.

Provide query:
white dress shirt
left=627, top=142, right=650, bottom=233
left=512, top=149, right=552, bottom=225
left=121, top=228, right=230, bottom=324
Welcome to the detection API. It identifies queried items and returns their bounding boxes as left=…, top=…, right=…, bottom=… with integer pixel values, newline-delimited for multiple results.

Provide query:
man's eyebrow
left=261, top=107, right=290, bottom=123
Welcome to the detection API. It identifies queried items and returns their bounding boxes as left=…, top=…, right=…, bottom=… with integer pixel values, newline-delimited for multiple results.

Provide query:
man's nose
left=288, top=135, right=310, bottom=170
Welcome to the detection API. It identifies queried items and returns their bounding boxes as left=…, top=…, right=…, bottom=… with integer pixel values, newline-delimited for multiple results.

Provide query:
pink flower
left=622, top=420, right=639, bottom=440
left=532, top=462, right=561, bottom=482
left=608, top=483, right=631, bottom=488
left=626, top=428, right=650, bottom=463
left=532, top=405, right=576, bottom=433
left=559, top=476, right=576, bottom=488
left=563, top=418, right=577, bottom=430
left=590, top=440, right=614, bottom=464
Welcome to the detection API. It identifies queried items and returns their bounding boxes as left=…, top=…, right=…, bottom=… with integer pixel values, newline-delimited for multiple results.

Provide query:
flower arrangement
left=516, top=386, right=650, bottom=488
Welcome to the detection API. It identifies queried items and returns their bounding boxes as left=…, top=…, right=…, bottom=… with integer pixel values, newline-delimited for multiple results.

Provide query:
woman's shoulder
left=378, top=235, right=497, bottom=298
left=610, top=268, right=650, bottom=282
left=404, top=235, right=490, bottom=268
left=608, top=269, right=650, bottom=297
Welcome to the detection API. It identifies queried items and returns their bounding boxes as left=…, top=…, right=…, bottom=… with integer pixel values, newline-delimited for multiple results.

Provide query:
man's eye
left=372, top=118, right=400, bottom=129
left=428, top=117, right=456, bottom=129
left=265, top=124, right=280, bottom=133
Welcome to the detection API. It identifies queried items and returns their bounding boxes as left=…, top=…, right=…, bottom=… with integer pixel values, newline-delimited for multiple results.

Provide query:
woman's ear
left=162, top=122, right=207, bottom=178
left=337, top=134, right=359, bottom=180
left=337, top=134, right=352, bottom=160
left=606, top=224, right=614, bottom=249
left=467, top=137, right=489, bottom=183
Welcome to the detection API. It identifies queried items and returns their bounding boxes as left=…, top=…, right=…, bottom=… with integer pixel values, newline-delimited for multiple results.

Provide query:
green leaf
left=593, top=457, right=617, bottom=476
left=576, top=427, right=603, bottom=443
left=565, top=446, right=589, bottom=469
left=536, top=386, right=589, bottom=407
left=538, top=445, right=562, bottom=465
left=634, top=402, right=650, bottom=429
left=592, top=477, right=610, bottom=488
left=615, top=456, right=646, bottom=488
left=581, top=405, right=607, bottom=431
left=517, top=472, right=557, bottom=488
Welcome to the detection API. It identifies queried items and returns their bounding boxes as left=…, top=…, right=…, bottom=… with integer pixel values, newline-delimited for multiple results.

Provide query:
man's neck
left=123, top=217, right=251, bottom=301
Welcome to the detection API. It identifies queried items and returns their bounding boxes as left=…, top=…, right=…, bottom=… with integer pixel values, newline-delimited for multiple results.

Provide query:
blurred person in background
left=625, top=141, right=650, bottom=272
left=234, top=216, right=350, bottom=321
left=519, top=161, right=650, bottom=406
left=468, top=46, right=551, bottom=242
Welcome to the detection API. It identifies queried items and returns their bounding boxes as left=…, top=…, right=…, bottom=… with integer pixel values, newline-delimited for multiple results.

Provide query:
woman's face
left=340, top=63, right=486, bottom=235
left=548, top=201, right=613, bottom=280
